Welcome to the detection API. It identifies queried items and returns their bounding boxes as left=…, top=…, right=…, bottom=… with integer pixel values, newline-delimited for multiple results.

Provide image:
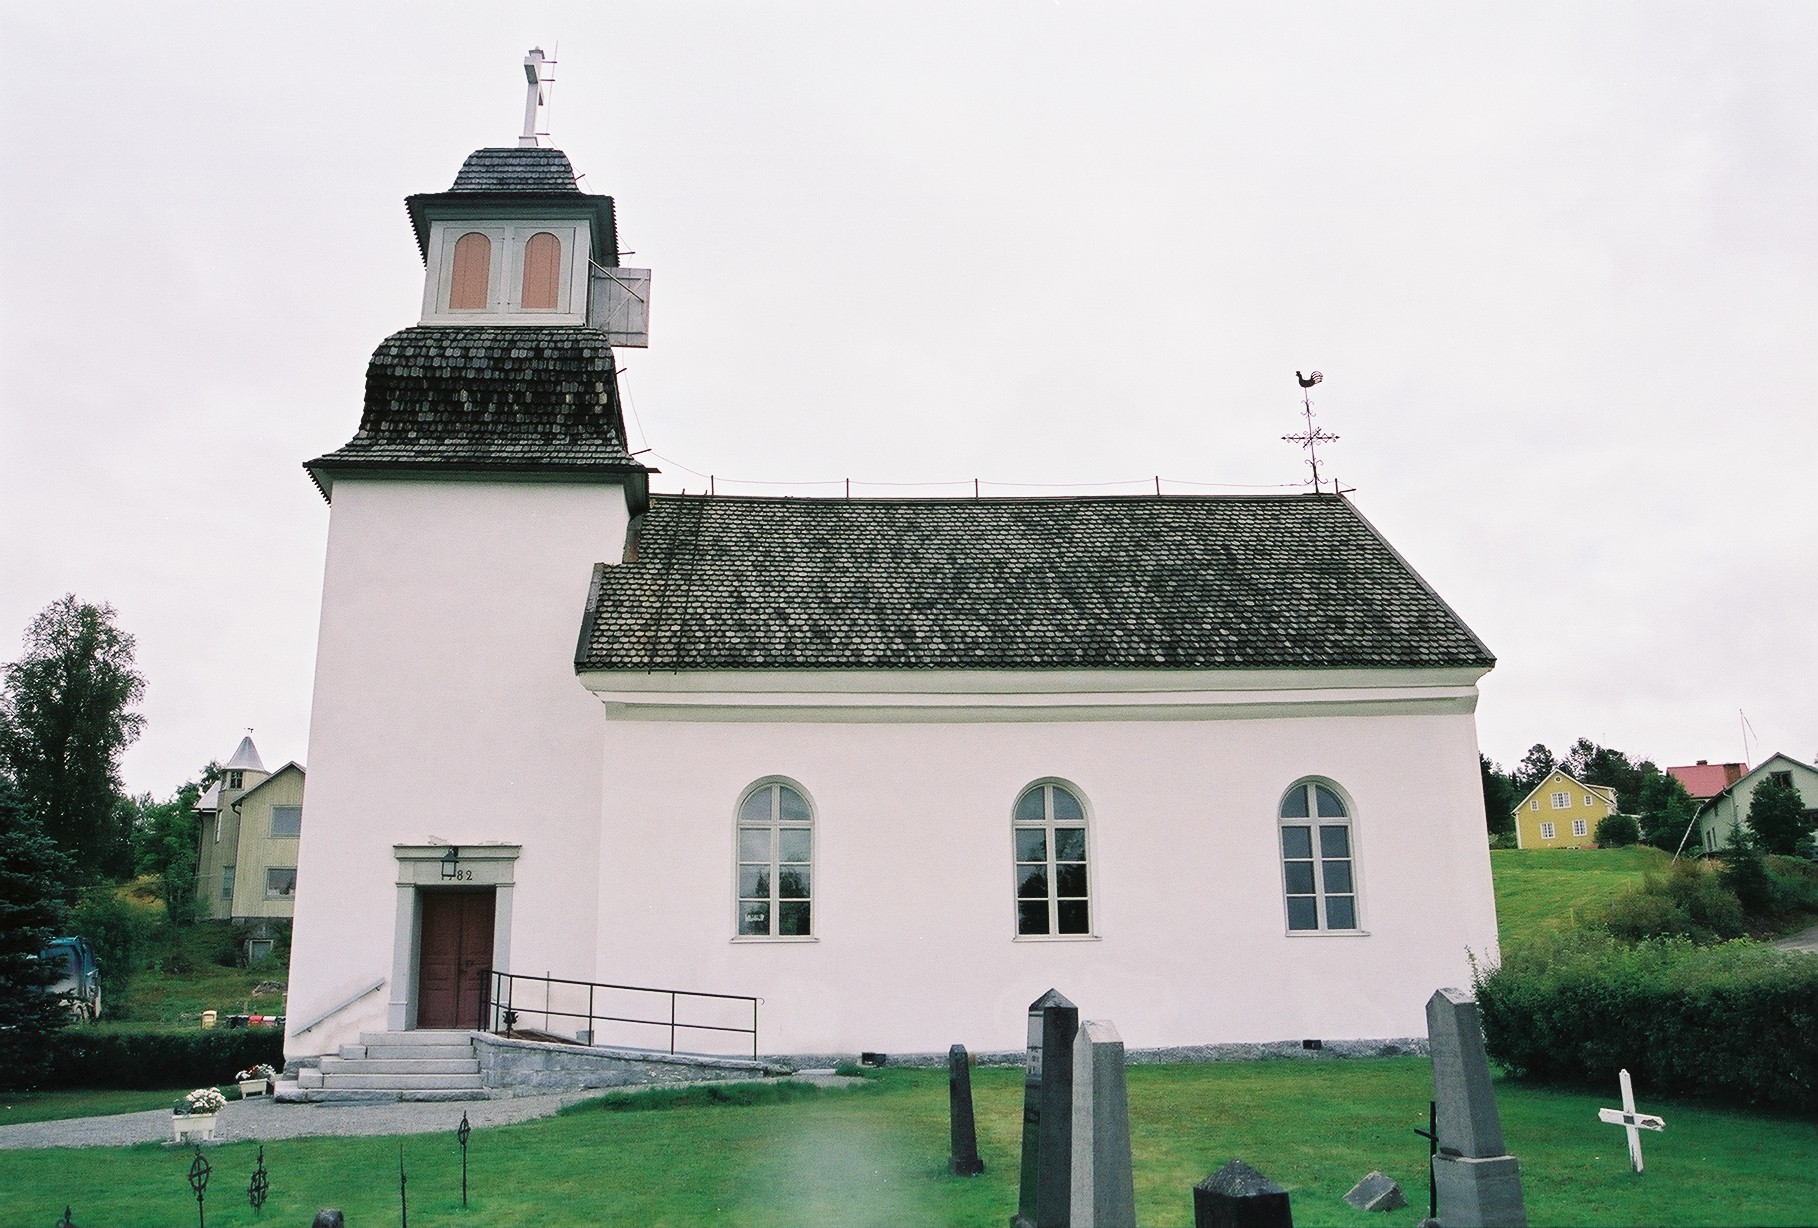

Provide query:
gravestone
left=1192, top=1160, right=1293, bottom=1228
left=310, top=1211, right=345, bottom=1228
left=1013, top=989, right=1078, bottom=1228
left=949, top=1044, right=986, bottom=1176
left=1343, top=1171, right=1407, bottom=1213
left=1427, top=988, right=1527, bottom=1228
left=1070, top=1021, right=1136, bottom=1228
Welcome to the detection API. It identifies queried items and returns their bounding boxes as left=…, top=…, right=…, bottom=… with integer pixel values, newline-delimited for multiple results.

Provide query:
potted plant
left=235, top=1064, right=277, bottom=1097
left=171, top=1087, right=227, bottom=1142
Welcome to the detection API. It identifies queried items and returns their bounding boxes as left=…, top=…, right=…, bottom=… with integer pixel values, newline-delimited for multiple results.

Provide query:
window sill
left=730, top=935, right=818, bottom=944
left=1284, top=929, right=1371, bottom=937
left=1012, top=934, right=1101, bottom=943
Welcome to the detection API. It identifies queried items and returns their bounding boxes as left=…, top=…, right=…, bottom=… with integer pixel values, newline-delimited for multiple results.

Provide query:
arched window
left=1279, top=780, right=1358, bottom=931
left=1013, top=782, right=1091, bottom=936
left=520, top=232, right=562, bottom=310
left=449, top=232, right=492, bottom=309
left=736, top=781, right=813, bottom=937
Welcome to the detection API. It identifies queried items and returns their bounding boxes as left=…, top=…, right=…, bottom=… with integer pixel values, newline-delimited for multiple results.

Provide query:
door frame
left=389, top=843, right=520, bottom=1032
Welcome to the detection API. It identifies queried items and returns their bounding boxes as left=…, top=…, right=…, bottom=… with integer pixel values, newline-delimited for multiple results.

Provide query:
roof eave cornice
left=404, top=191, right=617, bottom=264
left=303, top=459, right=651, bottom=509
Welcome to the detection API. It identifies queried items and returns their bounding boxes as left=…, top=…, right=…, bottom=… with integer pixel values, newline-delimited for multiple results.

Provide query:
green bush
left=37, top=1028, right=284, bottom=1091
left=1765, top=855, right=1818, bottom=915
left=70, top=887, right=161, bottom=1006
left=1474, top=931, right=1818, bottom=1110
left=1594, top=813, right=1640, bottom=847
left=1717, top=846, right=1774, bottom=914
left=1581, top=859, right=1744, bottom=943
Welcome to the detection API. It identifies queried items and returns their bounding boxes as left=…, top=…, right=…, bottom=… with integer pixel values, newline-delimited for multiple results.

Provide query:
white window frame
left=1278, top=779, right=1362, bottom=934
left=270, top=806, right=302, bottom=838
left=1012, top=780, right=1094, bottom=939
left=1541, top=822, right=1556, bottom=840
left=265, top=868, right=297, bottom=900
left=1573, top=818, right=1588, bottom=837
left=733, top=779, right=815, bottom=941
left=420, top=220, right=591, bottom=325
left=1550, top=791, right=1570, bottom=809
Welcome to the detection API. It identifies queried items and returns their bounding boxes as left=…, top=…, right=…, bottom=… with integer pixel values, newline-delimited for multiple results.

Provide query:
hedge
left=36, top=1028, right=285, bottom=1091
left=1475, top=932, right=1818, bottom=1111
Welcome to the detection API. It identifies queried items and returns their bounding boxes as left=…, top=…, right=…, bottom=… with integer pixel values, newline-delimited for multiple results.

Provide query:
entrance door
left=416, top=888, right=495, bottom=1029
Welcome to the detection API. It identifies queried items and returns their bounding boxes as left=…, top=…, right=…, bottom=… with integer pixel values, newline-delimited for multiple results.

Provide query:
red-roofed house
left=1667, top=761, right=1747, bottom=805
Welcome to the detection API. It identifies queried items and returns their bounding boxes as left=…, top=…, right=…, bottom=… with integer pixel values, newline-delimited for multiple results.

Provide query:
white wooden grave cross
left=1597, top=1068, right=1665, bottom=1173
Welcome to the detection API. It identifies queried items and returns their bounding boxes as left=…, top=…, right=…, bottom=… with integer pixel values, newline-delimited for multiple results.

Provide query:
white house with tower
left=284, top=56, right=1502, bottom=1068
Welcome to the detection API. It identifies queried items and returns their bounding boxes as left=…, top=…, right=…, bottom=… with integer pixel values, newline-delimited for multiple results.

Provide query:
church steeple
left=394, top=52, right=649, bottom=339
left=406, top=145, right=615, bottom=329
left=305, top=53, right=653, bottom=507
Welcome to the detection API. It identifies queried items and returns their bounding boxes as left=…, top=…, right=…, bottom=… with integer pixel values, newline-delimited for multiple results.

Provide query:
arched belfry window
left=520, top=232, right=561, bottom=310
left=1279, top=780, right=1358, bottom=931
left=1013, top=782, right=1091, bottom=936
left=449, top=232, right=492, bottom=310
left=736, top=781, right=813, bottom=937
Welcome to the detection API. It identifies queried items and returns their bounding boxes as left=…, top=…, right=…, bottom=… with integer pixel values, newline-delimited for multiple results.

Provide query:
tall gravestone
left=1427, top=988, right=1527, bottom=1228
left=1070, top=1020, right=1136, bottom=1228
left=1013, top=989, right=1079, bottom=1228
left=950, top=1044, right=986, bottom=1176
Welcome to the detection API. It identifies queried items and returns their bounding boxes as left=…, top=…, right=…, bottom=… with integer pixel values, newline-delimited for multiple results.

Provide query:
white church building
left=285, top=93, right=1500, bottom=1064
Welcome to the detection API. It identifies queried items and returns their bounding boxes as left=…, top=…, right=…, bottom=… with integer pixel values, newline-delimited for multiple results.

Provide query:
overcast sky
left=2, top=2, right=1813, bottom=799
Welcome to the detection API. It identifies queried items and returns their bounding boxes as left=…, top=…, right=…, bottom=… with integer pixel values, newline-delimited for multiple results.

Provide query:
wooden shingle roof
left=577, top=494, right=1494, bottom=672
left=306, top=327, right=647, bottom=496
left=449, top=147, right=583, bottom=193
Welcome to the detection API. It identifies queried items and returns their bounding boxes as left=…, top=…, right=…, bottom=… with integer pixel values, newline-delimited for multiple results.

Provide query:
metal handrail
left=482, top=970, right=759, bottom=1059
left=294, top=977, right=386, bottom=1037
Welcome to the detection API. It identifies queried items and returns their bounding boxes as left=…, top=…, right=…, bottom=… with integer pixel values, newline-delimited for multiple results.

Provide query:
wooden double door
left=416, top=888, right=495, bottom=1030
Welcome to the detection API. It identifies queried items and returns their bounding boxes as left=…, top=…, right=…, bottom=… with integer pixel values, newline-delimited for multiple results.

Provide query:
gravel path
left=0, top=1091, right=603, bottom=1150
left=1774, top=921, right=1818, bottom=954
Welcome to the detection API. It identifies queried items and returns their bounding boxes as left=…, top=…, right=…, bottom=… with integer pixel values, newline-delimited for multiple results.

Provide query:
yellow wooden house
left=1513, top=767, right=1618, bottom=849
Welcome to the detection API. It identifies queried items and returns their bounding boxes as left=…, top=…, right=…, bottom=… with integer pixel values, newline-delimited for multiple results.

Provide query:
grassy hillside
left=1490, top=845, right=1669, bottom=945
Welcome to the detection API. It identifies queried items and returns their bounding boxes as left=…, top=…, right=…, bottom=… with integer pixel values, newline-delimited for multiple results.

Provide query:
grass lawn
left=2, top=1060, right=1811, bottom=1227
left=0, top=1087, right=192, bottom=1127
left=1490, top=845, right=1668, bottom=944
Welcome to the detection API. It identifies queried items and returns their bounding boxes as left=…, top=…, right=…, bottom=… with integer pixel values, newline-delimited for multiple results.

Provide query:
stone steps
left=280, top=1030, right=489, bottom=1103
left=320, top=1057, right=480, bottom=1076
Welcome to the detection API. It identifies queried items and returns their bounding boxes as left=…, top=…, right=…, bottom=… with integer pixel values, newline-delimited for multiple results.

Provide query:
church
left=284, top=67, right=1500, bottom=1064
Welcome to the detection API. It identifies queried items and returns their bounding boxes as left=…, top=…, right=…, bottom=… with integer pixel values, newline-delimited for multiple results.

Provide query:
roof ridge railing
left=482, top=970, right=759, bottom=1059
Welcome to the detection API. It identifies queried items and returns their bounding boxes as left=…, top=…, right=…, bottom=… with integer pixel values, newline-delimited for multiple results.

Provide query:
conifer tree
left=0, top=773, right=73, bottom=1089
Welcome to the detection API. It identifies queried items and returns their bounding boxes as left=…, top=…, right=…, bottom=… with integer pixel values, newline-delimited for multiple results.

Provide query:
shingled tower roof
left=305, top=327, right=649, bottom=499
left=449, top=147, right=584, bottom=192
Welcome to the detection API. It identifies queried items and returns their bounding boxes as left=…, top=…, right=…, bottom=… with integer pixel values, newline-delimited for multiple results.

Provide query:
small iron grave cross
left=1597, top=1068, right=1664, bottom=1172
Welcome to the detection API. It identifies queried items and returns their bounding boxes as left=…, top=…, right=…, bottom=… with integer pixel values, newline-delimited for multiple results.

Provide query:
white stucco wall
left=286, top=477, right=629, bottom=1058
left=287, top=474, right=1499, bottom=1060
left=588, top=702, right=1499, bottom=1056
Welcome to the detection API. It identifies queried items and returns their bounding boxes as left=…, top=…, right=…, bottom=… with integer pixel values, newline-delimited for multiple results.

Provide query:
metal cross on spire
left=519, top=48, right=553, bottom=147
left=1283, top=369, right=1339, bottom=493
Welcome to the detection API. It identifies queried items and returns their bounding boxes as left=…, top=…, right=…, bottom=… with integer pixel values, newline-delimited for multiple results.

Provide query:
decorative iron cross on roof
left=1283, top=370, right=1339, bottom=493
left=1597, top=1068, right=1665, bottom=1172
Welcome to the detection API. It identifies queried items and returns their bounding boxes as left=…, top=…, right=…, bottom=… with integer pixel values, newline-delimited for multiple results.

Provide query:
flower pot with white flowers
left=235, top=1064, right=277, bottom=1098
left=171, top=1087, right=227, bottom=1142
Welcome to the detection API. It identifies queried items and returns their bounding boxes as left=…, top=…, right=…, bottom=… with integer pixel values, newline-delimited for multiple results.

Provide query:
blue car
left=40, top=936, right=103, bottom=1023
